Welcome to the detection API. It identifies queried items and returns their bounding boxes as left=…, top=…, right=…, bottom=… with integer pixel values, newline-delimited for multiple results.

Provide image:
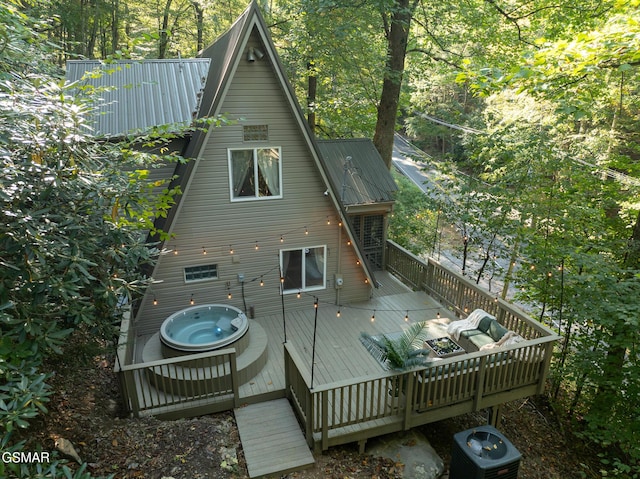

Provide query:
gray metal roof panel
left=317, top=139, right=398, bottom=206
left=65, top=59, right=211, bottom=137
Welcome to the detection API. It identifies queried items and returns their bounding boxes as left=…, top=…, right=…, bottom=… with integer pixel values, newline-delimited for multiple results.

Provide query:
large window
left=280, top=246, right=326, bottom=293
left=229, top=147, right=281, bottom=200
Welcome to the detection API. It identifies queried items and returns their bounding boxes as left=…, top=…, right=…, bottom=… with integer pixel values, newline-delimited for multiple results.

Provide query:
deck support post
left=488, top=404, right=502, bottom=428
left=358, top=439, right=367, bottom=454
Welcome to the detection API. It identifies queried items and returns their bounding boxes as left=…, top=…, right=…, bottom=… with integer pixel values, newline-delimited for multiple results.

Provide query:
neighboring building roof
left=65, top=59, right=211, bottom=137
left=317, top=139, right=397, bottom=207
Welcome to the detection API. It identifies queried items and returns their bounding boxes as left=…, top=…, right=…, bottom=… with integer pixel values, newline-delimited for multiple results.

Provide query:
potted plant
left=361, top=322, right=432, bottom=400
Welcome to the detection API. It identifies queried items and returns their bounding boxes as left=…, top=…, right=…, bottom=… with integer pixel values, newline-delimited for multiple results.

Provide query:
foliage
left=0, top=3, right=185, bottom=477
left=387, top=172, right=438, bottom=255
left=360, top=321, right=432, bottom=371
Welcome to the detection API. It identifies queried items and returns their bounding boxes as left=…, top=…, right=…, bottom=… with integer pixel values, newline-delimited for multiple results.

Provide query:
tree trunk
left=373, top=0, right=416, bottom=169
left=192, top=1, right=204, bottom=53
left=307, top=61, right=317, bottom=134
left=159, top=0, right=173, bottom=59
left=111, top=0, right=120, bottom=54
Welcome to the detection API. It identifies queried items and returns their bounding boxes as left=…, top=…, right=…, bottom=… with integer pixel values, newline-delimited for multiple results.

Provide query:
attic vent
left=243, top=124, right=268, bottom=141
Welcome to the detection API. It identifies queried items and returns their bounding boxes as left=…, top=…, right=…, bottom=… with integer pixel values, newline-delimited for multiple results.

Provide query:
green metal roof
left=317, top=139, right=397, bottom=207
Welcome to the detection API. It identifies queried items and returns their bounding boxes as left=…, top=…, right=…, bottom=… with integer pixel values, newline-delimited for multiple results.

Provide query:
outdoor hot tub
left=160, top=304, right=249, bottom=356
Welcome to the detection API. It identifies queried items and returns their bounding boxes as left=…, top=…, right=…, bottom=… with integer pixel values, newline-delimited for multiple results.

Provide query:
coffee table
left=425, top=336, right=465, bottom=358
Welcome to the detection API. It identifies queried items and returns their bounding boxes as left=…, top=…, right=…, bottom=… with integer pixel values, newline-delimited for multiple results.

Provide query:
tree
left=373, top=0, right=419, bottom=168
left=1, top=3, right=182, bottom=475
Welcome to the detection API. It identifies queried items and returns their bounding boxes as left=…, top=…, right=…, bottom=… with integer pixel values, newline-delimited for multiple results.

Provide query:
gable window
left=184, top=264, right=218, bottom=283
left=280, top=246, right=326, bottom=293
left=243, top=124, right=269, bottom=141
left=229, top=147, right=282, bottom=200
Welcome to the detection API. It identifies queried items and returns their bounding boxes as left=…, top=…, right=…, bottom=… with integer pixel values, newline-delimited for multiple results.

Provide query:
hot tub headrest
left=231, top=313, right=247, bottom=331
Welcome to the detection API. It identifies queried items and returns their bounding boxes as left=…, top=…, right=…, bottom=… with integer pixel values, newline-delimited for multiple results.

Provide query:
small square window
left=243, top=125, right=269, bottom=141
left=184, top=264, right=218, bottom=283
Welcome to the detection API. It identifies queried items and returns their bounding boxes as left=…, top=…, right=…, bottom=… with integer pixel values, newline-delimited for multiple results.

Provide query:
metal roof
left=317, top=139, right=398, bottom=207
left=65, top=59, right=211, bottom=137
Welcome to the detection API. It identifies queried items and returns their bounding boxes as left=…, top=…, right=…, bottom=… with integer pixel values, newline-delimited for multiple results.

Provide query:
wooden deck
left=117, top=242, right=558, bottom=462
left=235, top=399, right=314, bottom=478
left=236, top=270, right=451, bottom=401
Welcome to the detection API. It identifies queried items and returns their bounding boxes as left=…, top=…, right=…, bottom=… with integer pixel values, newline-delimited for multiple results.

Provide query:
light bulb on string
left=260, top=277, right=264, bottom=287
left=436, top=311, right=441, bottom=319
left=336, top=308, right=341, bottom=318
left=297, top=290, right=301, bottom=299
left=326, top=216, right=331, bottom=225
left=255, top=241, right=259, bottom=251
left=370, top=310, right=376, bottom=322
left=404, top=311, right=409, bottom=322
left=153, top=297, right=158, bottom=306
left=280, top=235, right=284, bottom=243
left=305, top=227, right=309, bottom=235
left=190, top=294, right=195, bottom=305
left=202, top=246, right=207, bottom=255
left=229, top=245, right=234, bottom=255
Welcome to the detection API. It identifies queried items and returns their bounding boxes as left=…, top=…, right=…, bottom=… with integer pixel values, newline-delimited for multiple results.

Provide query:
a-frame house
left=105, top=1, right=391, bottom=336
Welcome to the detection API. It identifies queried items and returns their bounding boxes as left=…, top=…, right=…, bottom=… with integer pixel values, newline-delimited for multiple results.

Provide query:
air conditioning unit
left=449, top=425, right=521, bottom=479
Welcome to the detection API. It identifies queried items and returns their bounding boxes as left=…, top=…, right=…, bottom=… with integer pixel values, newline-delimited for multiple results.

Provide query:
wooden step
left=235, top=398, right=315, bottom=478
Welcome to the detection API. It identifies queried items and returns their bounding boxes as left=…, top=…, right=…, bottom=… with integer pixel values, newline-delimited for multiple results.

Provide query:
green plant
left=360, top=322, right=432, bottom=371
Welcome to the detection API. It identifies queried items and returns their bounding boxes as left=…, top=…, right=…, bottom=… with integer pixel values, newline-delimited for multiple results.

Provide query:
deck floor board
left=235, top=398, right=314, bottom=478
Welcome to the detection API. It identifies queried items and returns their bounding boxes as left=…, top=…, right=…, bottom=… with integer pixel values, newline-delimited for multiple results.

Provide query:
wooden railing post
left=229, top=351, right=239, bottom=408
left=473, top=356, right=488, bottom=411
left=321, top=390, right=329, bottom=451
left=403, top=372, right=415, bottom=430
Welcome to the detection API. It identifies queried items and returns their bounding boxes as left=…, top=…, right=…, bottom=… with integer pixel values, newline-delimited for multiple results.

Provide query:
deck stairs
left=234, top=398, right=315, bottom=478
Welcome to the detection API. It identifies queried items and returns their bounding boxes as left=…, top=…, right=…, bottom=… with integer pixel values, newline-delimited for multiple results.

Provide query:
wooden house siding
left=134, top=30, right=371, bottom=336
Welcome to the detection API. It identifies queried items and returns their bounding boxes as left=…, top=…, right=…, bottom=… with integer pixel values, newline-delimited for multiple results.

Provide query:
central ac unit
left=449, top=425, right=521, bottom=479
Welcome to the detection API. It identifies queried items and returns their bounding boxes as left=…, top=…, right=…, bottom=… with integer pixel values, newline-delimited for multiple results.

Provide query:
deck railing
left=285, top=336, right=555, bottom=452
left=283, top=240, right=558, bottom=451
left=385, top=240, right=551, bottom=339
left=115, top=317, right=240, bottom=418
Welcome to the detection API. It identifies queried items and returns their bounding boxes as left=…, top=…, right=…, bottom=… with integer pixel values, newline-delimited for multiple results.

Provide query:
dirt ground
left=20, top=347, right=600, bottom=479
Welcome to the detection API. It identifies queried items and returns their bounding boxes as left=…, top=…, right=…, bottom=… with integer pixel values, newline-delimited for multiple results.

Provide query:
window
left=184, top=264, right=218, bottom=283
left=243, top=124, right=269, bottom=141
left=280, top=246, right=326, bottom=293
left=229, top=147, right=282, bottom=200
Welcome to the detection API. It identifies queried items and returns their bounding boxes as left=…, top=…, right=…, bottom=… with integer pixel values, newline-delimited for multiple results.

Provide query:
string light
left=297, top=290, right=301, bottom=299
left=314, top=298, right=318, bottom=309
left=229, top=245, right=234, bottom=254
left=260, top=277, right=264, bottom=287
left=326, top=216, right=331, bottom=225
left=202, top=246, right=207, bottom=255
left=404, top=311, right=409, bottom=322
left=437, top=311, right=441, bottom=319
left=347, top=240, right=352, bottom=246
left=255, top=241, right=259, bottom=250
left=173, top=246, right=178, bottom=255
left=153, top=297, right=158, bottom=306
left=280, top=235, right=284, bottom=243
left=336, top=308, right=341, bottom=318
left=370, top=310, right=376, bottom=322
left=190, top=294, right=194, bottom=305
left=305, top=227, right=309, bottom=235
